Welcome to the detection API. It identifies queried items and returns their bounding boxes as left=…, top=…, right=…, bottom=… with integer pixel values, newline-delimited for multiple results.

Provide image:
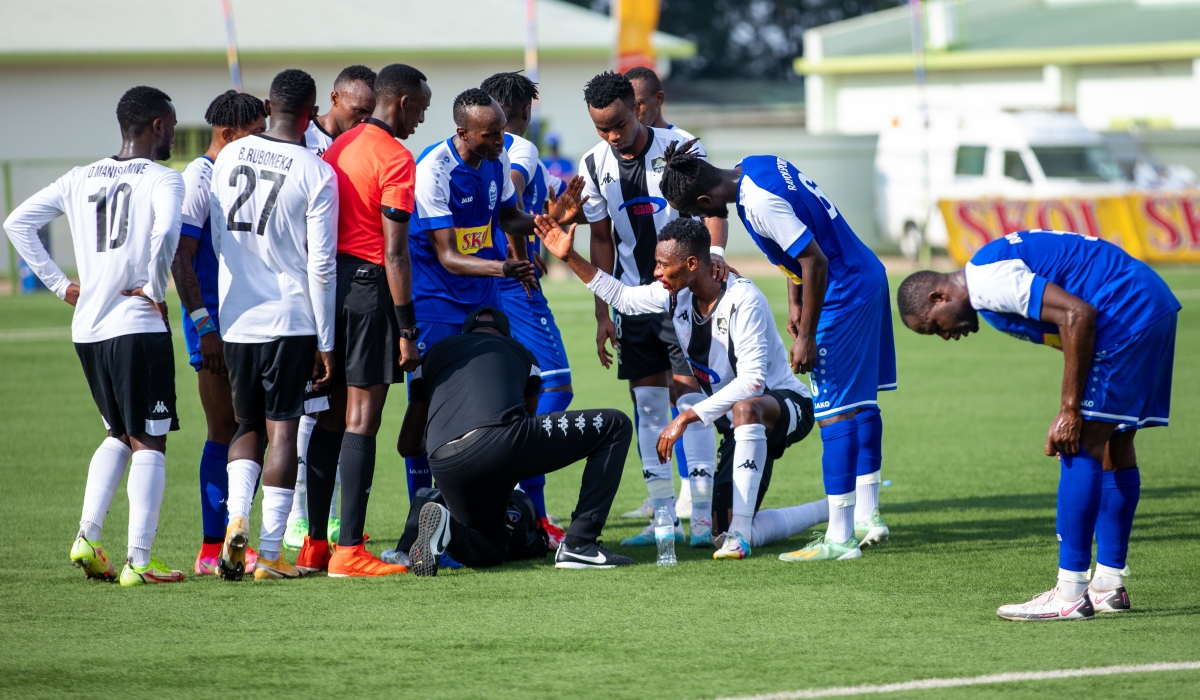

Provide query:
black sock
left=338, top=432, right=376, bottom=547
left=305, top=426, right=343, bottom=541
left=564, top=535, right=590, bottom=549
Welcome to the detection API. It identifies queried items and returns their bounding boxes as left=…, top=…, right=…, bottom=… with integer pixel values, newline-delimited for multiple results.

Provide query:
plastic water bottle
left=654, top=506, right=676, bottom=566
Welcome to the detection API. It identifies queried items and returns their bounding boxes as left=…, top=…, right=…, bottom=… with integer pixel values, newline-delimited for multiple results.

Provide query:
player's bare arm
left=789, top=239, right=829, bottom=374
left=428, top=226, right=536, bottom=288
left=587, top=216, right=619, bottom=368
left=383, top=214, right=420, bottom=372
left=312, top=349, right=335, bottom=390
left=704, top=216, right=733, bottom=281
left=1037, top=283, right=1098, bottom=458
left=397, top=398, right=428, bottom=458
left=170, top=236, right=226, bottom=375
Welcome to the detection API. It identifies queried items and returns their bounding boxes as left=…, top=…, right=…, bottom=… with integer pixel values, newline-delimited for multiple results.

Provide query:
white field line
left=713, top=661, right=1200, bottom=700
left=0, top=327, right=72, bottom=342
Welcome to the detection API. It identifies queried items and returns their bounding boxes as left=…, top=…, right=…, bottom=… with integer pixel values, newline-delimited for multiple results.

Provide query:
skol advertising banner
left=940, top=191, right=1200, bottom=264
left=614, top=0, right=661, bottom=73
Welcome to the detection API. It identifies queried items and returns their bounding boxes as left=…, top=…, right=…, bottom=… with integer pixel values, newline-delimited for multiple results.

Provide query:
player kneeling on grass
left=535, top=215, right=827, bottom=560
left=209, top=69, right=338, bottom=580
left=897, top=229, right=1180, bottom=621
left=398, top=308, right=635, bottom=575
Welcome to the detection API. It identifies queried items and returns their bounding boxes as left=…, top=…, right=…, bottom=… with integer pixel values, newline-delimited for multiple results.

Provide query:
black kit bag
left=504, top=488, right=550, bottom=560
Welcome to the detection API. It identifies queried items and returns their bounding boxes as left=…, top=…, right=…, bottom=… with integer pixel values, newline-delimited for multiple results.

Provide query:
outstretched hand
left=533, top=214, right=576, bottom=261
left=547, top=176, right=589, bottom=225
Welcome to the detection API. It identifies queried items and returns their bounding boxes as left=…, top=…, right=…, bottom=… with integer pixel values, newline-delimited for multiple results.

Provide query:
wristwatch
left=397, top=326, right=420, bottom=340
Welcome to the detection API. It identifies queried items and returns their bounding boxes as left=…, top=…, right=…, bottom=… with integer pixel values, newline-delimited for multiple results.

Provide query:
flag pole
left=221, top=0, right=243, bottom=92
left=525, top=0, right=542, bottom=145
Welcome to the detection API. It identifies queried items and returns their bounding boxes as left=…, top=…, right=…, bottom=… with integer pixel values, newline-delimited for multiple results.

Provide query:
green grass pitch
left=0, top=268, right=1198, bottom=699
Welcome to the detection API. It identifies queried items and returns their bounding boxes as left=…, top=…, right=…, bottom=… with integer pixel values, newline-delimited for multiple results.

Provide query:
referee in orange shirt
left=295, top=63, right=431, bottom=577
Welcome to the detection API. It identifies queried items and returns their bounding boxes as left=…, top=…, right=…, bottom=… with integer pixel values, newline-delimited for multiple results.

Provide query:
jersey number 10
left=88, top=183, right=133, bottom=252
left=226, top=165, right=287, bottom=236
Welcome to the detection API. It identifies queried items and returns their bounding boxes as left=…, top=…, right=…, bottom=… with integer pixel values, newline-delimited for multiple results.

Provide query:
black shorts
left=75, top=332, right=178, bottom=438
left=225, top=336, right=318, bottom=423
left=336, top=255, right=401, bottom=388
left=713, top=389, right=815, bottom=519
left=613, top=309, right=690, bottom=381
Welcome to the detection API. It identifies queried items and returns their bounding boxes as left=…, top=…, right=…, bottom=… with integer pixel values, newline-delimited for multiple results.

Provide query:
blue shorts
left=500, top=287, right=571, bottom=389
left=180, top=302, right=220, bottom=372
left=810, top=279, right=897, bottom=419
left=1083, top=311, right=1175, bottom=432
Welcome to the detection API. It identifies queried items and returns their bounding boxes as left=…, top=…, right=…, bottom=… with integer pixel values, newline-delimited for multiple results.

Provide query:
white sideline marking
left=714, top=662, right=1200, bottom=700
left=0, top=327, right=72, bottom=342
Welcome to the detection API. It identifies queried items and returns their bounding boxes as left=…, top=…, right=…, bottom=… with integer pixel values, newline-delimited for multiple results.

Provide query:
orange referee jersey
left=322, top=118, right=415, bottom=266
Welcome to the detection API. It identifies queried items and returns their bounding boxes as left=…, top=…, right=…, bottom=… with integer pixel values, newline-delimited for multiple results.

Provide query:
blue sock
left=520, top=474, right=548, bottom=518
left=671, top=406, right=689, bottom=479
left=820, top=419, right=859, bottom=496
left=537, top=390, right=573, bottom=414
left=1095, top=467, right=1140, bottom=570
left=199, top=441, right=229, bottom=541
left=405, top=455, right=432, bottom=504
left=855, top=407, right=883, bottom=476
left=1057, top=451, right=1104, bottom=572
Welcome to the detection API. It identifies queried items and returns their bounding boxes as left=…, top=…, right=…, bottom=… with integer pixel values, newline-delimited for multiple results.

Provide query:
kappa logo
left=575, top=415, right=586, bottom=432
left=736, top=459, right=758, bottom=471
left=600, top=172, right=615, bottom=185
left=461, top=196, right=474, bottom=203
left=678, top=309, right=689, bottom=323
left=592, top=414, right=604, bottom=432
left=488, top=180, right=498, bottom=209
left=152, top=401, right=168, bottom=414
left=558, top=415, right=569, bottom=435
left=642, top=469, right=654, bottom=480
left=305, top=380, right=315, bottom=393
left=688, top=468, right=711, bottom=478
left=542, top=417, right=553, bottom=435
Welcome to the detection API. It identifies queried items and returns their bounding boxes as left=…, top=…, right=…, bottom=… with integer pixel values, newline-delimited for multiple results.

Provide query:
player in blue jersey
left=897, top=230, right=1179, bottom=621
left=387, top=88, right=584, bottom=563
left=480, top=72, right=573, bottom=545
left=658, top=143, right=896, bottom=562
left=169, top=90, right=265, bottom=575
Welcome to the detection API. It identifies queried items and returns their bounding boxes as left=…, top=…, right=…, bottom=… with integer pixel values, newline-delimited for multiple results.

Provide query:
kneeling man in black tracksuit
left=398, top=307, right=635, bottom=575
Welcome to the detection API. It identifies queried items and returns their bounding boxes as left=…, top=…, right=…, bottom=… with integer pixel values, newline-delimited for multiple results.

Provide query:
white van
left=874, top=109, right=1128, bottom=255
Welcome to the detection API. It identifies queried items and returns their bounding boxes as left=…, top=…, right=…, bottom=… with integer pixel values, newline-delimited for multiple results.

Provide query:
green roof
left=797, top=0, right=1200, bottom=74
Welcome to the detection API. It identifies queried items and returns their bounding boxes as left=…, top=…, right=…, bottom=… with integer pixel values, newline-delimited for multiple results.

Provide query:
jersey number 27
left=226, top=165, right=286, bottom=236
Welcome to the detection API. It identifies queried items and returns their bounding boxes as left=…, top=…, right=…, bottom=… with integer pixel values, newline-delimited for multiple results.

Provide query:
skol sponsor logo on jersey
left=940, top=193, right=1200, bottom=265
left=455, top=224, right=493, bottom=255
left=777, top=264, right=802, bottom=285
left=618, top=196, right=667, bottom=217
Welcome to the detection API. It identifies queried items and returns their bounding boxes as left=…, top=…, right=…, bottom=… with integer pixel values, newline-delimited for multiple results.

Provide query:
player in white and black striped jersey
left=302, top=64, right=377, bottom=157
left=572, top=71, right=725, bottom=547
left=4, top=86, right=186, bottom=586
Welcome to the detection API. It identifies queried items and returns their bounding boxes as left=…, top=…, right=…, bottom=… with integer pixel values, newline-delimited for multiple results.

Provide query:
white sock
left=676, top=393, right=716, bottom=530
left=226, top=459, right=262, bottom=521
left=329, top=464, right=341, bottom=520
left=855, top=471, right=881, bottom=522
left=126, top=450, right=166, bottom=567
left=1091, top=563, right=1129, bottom=591
left=290, top=416, right=315, bottom=524
left=259, top=486, right=294, bottom=561
left=730, top=423, right=768, bottom=536
left=752, top=499, right=829, bottom=546
left=79, top=437, right=131, bottom=541
left=1058, top=568, right=1090, bottom=600
left=633, top=386, right=674, bottom=505
left=827, top=491, right=856, bottom=544
left=649, top=495, right=677, bottom=524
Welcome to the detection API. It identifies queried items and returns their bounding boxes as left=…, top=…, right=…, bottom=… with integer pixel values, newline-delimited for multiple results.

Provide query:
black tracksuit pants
left=429, top=408, right=632, bottom=568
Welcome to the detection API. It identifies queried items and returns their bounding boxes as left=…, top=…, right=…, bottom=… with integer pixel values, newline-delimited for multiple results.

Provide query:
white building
left=798, top=0, right=1200, bottom=135
left=1, top=0, right=692, bottom=272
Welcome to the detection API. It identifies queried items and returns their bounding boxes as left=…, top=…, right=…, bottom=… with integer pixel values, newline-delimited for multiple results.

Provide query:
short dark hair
left=334, top=64, right=377, bottom=91
left=374, top=63, right=427, bottom=102
left=624, top=66, right=662, bottom=93
left=583, top=71, right=635, bottom=110
left=453, top=88, right=498, bottom=128
left=116, top=86, right=173, bottom=138
left=480, top=71, right=538, bottom=119
left=896, top=271, right=943, bottom=319
left=203, top=90, right=266, bottom=129
left=658, top=217, right=711, bottom=263
left=660, top=139, right=724, bottom=210
left=269, top=69, right=317, bottom=116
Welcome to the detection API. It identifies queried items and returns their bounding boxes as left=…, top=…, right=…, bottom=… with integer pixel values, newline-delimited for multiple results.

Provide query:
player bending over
left=399, top=308, right=635, bottom=575
left=897, top=229, right=1179, bottom=621
left=171, top=89, right=266, bottom=576
left=658, top=143, right=896, bottom=563
left=209, top=69, right=338, bottom=581
left=480, top=71, right=575, bottom=546
left=536, top=215, right=828, bottom=559
left=5, top=86, right=185, bottom=585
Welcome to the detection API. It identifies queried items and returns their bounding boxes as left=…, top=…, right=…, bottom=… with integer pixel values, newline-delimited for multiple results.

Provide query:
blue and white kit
left=735, top=155, right=896, bottom=419
left=497, top=133, right=572, bottom=389
left=967, top=230, right=1180, bottom=430
left=179, top=156, right=221, bottom=371
left=410, top=137, right=519, bottom=352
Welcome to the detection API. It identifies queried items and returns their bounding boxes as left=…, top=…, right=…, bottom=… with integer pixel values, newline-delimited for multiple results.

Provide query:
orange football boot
left=328, top=543, right=407, bottom=577
left=295, top=536, right=331, bottom=574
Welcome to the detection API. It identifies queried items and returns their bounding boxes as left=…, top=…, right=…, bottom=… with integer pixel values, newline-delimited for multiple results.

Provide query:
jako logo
left=618, top=196, right=666, bottom=216
left=814, top=401, right=831, bottom=409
